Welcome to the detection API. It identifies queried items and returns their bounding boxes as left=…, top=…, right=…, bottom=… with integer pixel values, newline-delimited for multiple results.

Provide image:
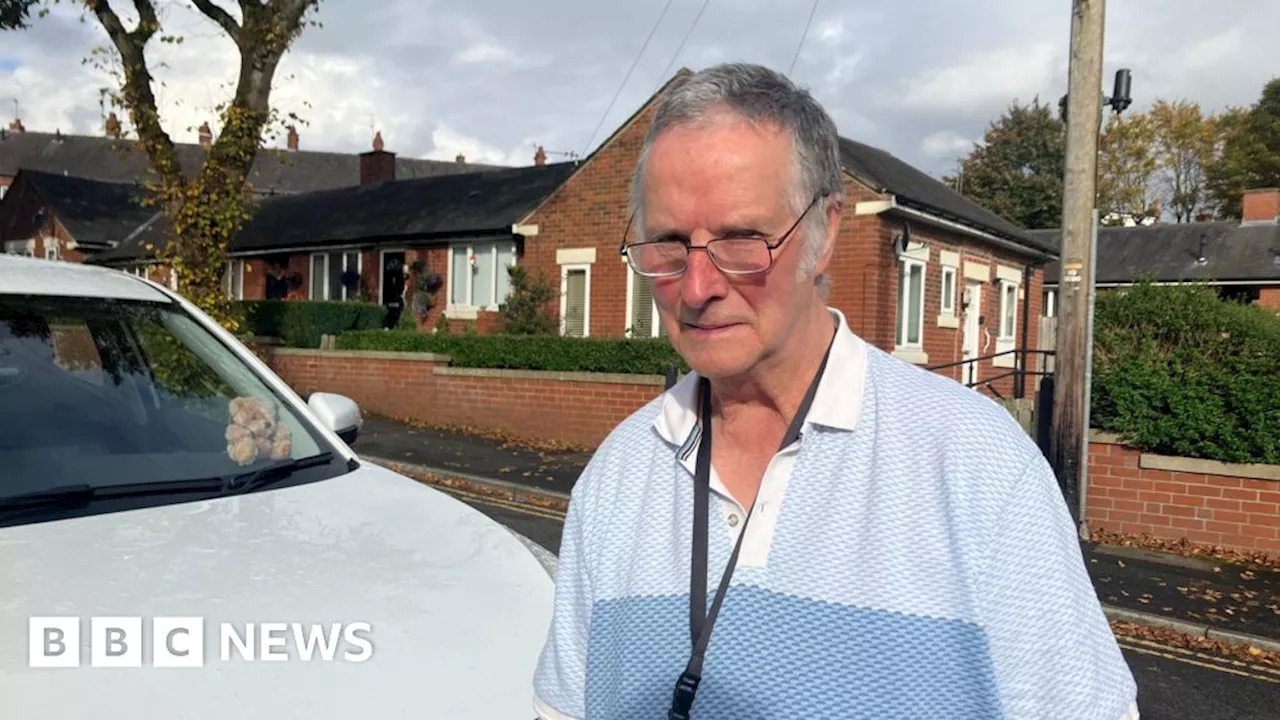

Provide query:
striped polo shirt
left=533, top=308, right=1139, bottom=719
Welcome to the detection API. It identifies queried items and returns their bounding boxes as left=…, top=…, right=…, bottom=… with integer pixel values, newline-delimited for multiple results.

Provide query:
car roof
left=0, top=254, right=173, bottom=303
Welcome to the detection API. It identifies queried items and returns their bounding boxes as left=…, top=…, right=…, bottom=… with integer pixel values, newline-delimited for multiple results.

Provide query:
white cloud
left=816, top=18, right=845, bottom=46
left=423, top=123, right=535, bottom=166
left=901, top=43, right=1060, bottom=114
left=453, top=42, right=515, bottom=65
left=920, top=130, right=972, bottom=160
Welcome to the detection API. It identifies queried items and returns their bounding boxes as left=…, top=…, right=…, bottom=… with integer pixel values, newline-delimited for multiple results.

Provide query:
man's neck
left=711, top=302, right=836, bottom=429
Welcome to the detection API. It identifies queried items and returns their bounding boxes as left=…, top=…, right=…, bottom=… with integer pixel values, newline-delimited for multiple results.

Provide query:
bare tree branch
left=86, top=0, right=183, bottom=191
left=190, top=0, right=241, bottom=43
left=129, top=0, right=159, bottom=41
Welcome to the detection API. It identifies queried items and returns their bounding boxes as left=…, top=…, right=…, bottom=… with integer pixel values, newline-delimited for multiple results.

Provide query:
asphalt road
left=455, top=492, right=1280, bottom=719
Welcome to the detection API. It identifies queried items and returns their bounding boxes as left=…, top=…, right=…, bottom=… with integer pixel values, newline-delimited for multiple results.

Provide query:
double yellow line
left=436, top=483, right=568, bottom=521
left=1117, top=636, right=1280, bottom=684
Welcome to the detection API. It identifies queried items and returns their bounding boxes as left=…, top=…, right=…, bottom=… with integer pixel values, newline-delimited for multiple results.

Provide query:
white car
left=0, top=254, right=555, bottom=718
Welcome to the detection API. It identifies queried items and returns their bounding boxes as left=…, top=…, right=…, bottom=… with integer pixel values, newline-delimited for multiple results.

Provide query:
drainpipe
left=1019, top=261, right=1033, bottom=399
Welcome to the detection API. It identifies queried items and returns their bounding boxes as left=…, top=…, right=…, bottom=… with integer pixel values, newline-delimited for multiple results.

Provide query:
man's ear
left=815, top=195, right=843, bottom=275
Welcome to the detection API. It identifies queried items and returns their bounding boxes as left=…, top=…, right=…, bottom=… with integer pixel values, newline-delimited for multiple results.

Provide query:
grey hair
left=628, top=62, right=844, bottom=298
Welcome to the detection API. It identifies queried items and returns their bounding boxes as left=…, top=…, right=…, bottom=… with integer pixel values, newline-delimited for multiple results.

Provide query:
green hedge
left=235, top=300, right=387, bottom=349
left=1090, top=281, right=1280, bottom=465
left=335, top=330, right=689, bottom=375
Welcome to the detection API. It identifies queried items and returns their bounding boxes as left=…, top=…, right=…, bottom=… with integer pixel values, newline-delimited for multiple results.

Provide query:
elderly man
left=533, top=63, right=1138, bottom=720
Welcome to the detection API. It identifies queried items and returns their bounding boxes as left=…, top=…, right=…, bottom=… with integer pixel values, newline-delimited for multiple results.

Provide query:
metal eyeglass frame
left=619, top=191, right=828, bottom=278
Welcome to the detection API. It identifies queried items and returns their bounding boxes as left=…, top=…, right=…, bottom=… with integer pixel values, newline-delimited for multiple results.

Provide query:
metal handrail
left=926, top=348, right=1056, bottom=399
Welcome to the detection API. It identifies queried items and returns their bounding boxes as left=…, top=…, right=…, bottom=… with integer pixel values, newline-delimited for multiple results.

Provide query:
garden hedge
left=236, top=300, right=386, bottom=349
left=1090, top=281, right=1280, bottom=465
left=334, top=330, right=689, bottom=375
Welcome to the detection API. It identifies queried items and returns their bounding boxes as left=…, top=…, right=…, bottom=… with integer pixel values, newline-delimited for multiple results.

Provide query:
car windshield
left=0, top=293, right=343, bottom=513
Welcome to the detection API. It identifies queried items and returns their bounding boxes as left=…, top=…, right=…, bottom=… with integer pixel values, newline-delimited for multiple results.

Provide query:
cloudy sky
left=1, top=0, right=1277, bottom=178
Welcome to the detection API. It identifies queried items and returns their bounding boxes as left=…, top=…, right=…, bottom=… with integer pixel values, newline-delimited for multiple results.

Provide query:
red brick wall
left=1258, top=286, right=1280, bottom=312
left=1085, top=437, right=1280, bottom=557
left=1242, top=189, right=1280, bottom=222
left=523, top=98, right=653, bottom=338
left=406, top=246, right=450, bottom=331
left=265, top=349, right=663, bottom=448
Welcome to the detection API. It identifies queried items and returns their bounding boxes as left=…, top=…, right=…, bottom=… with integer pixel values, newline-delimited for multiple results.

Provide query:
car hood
left=0, top=462, right=555, bottom=719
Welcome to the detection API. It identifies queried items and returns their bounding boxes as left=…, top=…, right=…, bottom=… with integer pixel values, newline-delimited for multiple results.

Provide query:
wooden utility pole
left=1051, top=0, right=1106, bottom=528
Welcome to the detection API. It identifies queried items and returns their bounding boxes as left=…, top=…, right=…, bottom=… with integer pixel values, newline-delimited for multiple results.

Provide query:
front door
left=381, top=251, right=406, bottom=328
left=961, top=280, right=983, bottom=386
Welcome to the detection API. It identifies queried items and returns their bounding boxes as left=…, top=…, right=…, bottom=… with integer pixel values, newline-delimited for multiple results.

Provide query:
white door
left=961, top=281, right=983, bottom=386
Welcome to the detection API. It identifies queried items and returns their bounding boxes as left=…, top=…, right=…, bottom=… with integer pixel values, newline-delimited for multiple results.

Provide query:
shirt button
left=727, top=514, right=740, bottom=527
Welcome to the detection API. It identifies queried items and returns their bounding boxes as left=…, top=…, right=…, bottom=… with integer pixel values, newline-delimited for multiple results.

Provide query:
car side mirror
left=308, top=392, right=362, bottom=445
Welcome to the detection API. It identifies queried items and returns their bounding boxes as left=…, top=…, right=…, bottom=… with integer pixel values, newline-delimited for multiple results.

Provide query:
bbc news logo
left=28, top=617, right=373, bottom=668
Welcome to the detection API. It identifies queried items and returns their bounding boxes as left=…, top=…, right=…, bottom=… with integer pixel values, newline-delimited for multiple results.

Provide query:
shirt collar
left=654, top=307, right=868, bottom=449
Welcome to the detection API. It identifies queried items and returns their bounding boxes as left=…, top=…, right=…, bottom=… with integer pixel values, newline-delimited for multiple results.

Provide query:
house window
left=626, top=268, right=664, bottom=337
left=1043, top=289, right=1057, bottom=318
left=991, top=278, right=1021, bottom=368
left=999, top=280, right=1018, bottom=340
left=448, top=241, right=517, bottom=310
left=940, top=265, right=957, bottom=315
left=560, top=264, right=591, bottom=337
left=44, top=244, right=58, bottom=261
left=223, top=259, right=245, bottom=300
left=309, top=251, right=362, bottom=301
left=895, top=258, right=925, bottom=349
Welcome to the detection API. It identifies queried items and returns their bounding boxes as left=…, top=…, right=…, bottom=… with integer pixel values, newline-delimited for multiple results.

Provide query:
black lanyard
left=668, top=333, right=834, bottom=720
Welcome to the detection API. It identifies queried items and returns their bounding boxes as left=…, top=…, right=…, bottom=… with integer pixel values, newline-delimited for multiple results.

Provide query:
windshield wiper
left=218, top=451, right=335, bottom=497
left=0, top=452, right=337, bottom=513
left=0, top=478, right=232, bottom=512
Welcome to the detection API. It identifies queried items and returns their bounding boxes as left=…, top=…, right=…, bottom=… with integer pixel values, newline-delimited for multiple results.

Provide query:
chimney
left=534, top=145, right=547, bottom=167
left=1241, top=188, right=1280, bottom=224
left=359, top=130, right=396, bottom=184
left=287, top=126, right=299, bottom=151
left=8, top=118, right=24, bottom=132
left=456, top=152, right=466, bottom=165
left=104, top=112, right=121, bottom=139
left=198, top=121, right=212, bottom=147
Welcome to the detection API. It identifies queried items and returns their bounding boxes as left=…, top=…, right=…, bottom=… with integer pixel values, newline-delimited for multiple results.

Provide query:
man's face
left=639, top=115, right=828, bottom=381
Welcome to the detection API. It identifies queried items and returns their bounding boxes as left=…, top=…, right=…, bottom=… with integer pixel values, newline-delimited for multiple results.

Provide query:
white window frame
left=309, top=250, right=362, bottom=301
left=5, top=239, right=34, bottom=256
left=445, top=240, right=517, bottom=317
left=940, top=265, right=957, bottom=315
left=1043, top=289, right=1057, bottom=318
left=624, top=266, right=660, bottom=338
left=892, top=245, right=929, bottom=364
left=224, top=258, right=245, bottom=300
left=559, top=263, right=591, bottom=338
left=994, top=278, right=1020, bottom=368
left=44, top=241, right=58, bottom=261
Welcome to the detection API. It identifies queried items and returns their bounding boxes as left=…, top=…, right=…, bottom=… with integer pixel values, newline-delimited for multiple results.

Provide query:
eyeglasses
left=619, top=192, right=827, bottom=278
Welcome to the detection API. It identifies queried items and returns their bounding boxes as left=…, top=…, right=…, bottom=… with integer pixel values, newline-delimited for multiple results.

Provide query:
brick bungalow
left=0, top=169, right=172, bottom=282
left=514, top=70, right=1057, bottom=397
left=1034, top=188, right=1280, bottom=316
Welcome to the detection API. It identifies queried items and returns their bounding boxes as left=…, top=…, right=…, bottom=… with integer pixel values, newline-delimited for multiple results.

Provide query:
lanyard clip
left=667, top=670, right=701, bottom=720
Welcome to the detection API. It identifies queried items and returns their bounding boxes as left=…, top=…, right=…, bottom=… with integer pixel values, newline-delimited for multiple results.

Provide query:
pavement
left=353, top=414, right=1280, bottom=653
